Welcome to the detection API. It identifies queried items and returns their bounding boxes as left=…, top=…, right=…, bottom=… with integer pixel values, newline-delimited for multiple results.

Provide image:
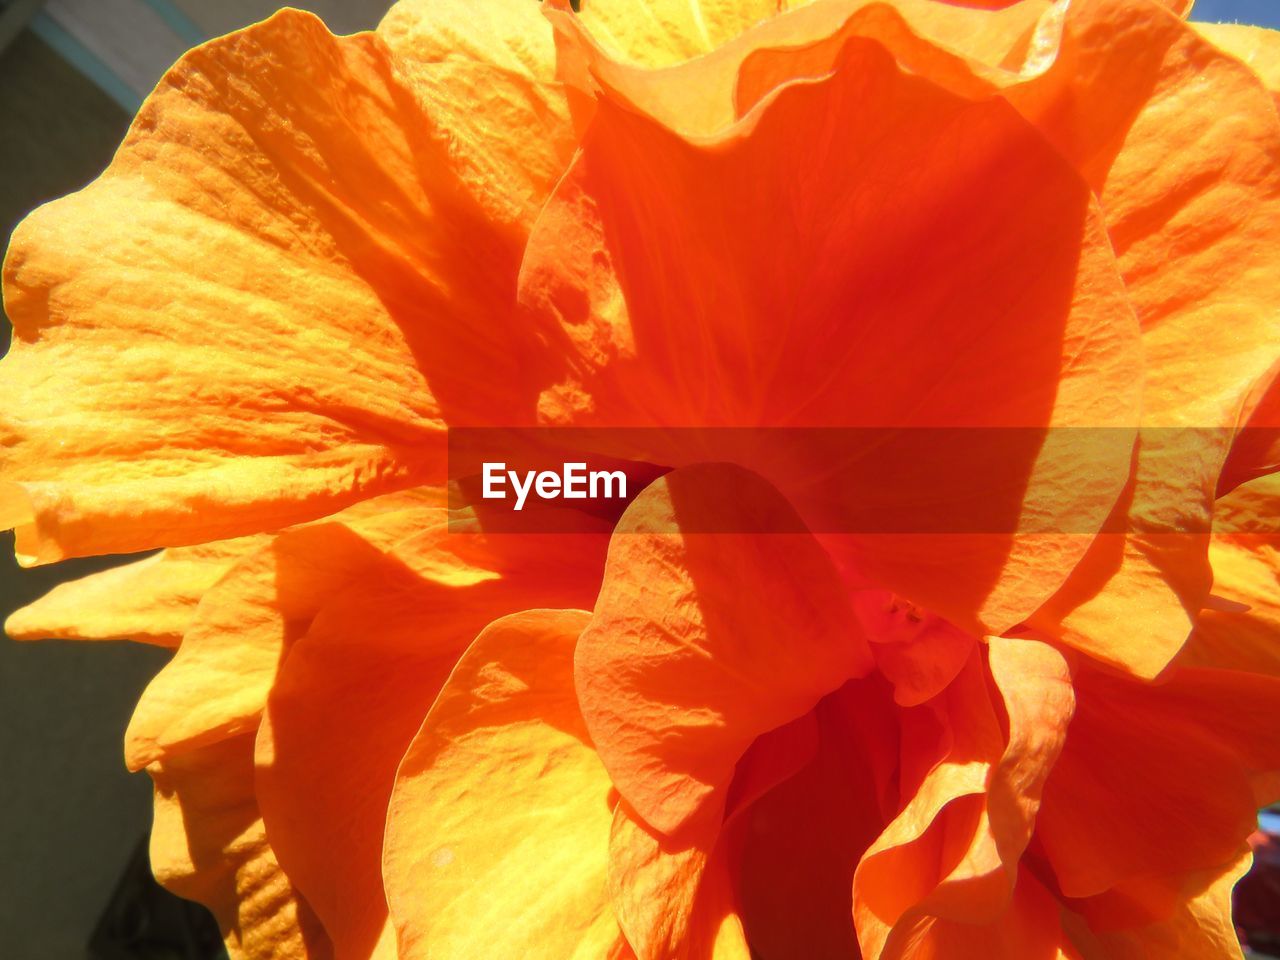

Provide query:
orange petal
left=608, top=802, right=749, bottom=960
left=985, top=636, right=1075, bottom=871
left=148, top=733, right=330, bottom=960
left=0, top=6, right=573, bottom=565
left=255, top=525, right=602, bottom=960
left=736, top=679, right=896, bottom=960
left=1179, top=474, right=1280, bottom=675
left=858, top=637, right=1076, bottom=952
left=1063, top=850, right=1251, bottom=959
left=1012, top=0, right=1280, bottom=674
left=124, top=489, right=455, bottom=769
left=5, top=534, right=266, bottom=647
left=608, top=712, right=827, bottom=958
left=1037, top=663, right=1280, bottom=898
left=1194, top=21, right=1280, bottom=103
left=552, top=0, right=1053, bottom=142
left=882, top=867, right=1081, bottom=960
left=576, top=464, right=873, bottom=837
left=731, top=0, right=1056, bottom=118
left=521, top=32, right=1142, bottom=638
left=382, top=609, right=624, bottom=960
left=858, top=593, right=976, bottom=707
left=376, top=0, right=575, bottom=231
left=853, top=652, right=1007, bottom=956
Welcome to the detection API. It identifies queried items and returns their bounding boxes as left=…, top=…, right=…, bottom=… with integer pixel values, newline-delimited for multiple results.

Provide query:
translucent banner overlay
left=446, top=427, right=1277, bottom=534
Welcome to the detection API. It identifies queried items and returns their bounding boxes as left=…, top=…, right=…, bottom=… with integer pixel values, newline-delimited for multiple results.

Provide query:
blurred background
left=0, top=0, right=1278, bottom=957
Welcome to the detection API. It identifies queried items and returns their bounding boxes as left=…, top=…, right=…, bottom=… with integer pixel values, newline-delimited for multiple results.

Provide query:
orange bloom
left=3, top=1, right=1279, bottom=958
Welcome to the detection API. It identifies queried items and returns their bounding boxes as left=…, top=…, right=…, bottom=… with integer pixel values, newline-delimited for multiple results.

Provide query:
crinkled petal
left=377, top=0, right=575, bottom=231
left=884, top=868, right=1081, bottom=960
left=1012, top=0, right=1280, bottom=674
left=0, top=5, right=573, bottom=565
left=255, top=524, right=603, bottom=960
left=550, top=0, right=1055, bottom=141
left=1037, top=663, right=1280, bottom=899
left=1180, top=475, right=1280, bottom=675
left=1064, top=850, right=1251, bottom=959
left=148, top=733, right=330, bottom=960
left=522, top=31, right=1142, bottom=641
left=608, top=802, right=748, bottom=960
left=576, top=463, right=873, bottom=837
left=382, top=609, right=624, bottom=960
left=854, top=652, right=1006, bottom=956
left=5, top=534, right=266, bottom=646
left=575, top=0, right=807, bottom=69
left=1194, top=21, right=1280, bottom=103
left=124, top=489, right=456, bottom=769
left=985, top=636, right=1075, bottom=867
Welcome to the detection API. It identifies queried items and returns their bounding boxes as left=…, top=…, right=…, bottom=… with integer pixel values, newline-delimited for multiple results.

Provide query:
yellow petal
left=382, top=609, right=623, bottom=960
left=1012, top=0, right=1280, bottom=675
left=255, top=530, right=602, bottom=960
left=0, top=6, right=574, bottom=566
left=5, top=535, right=267, bottom=646
left=124, top=489, right=451, bottom=769
left=377, top=0, right=575, bottom=231
left=1194, top=22, right=1280, bottom=100
left=575, top=0, right=807, bottom=68
left=149, top=733, right=330, bottom=960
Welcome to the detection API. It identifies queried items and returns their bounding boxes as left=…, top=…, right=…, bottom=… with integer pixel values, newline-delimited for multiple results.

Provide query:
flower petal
left=148, top=733, right=330, bottom=960
left=521, top=33, right=1142, bottom=639
left=608, top=802, right=749, bottom=960
left=124, top=489, right=455, bottom=769
left=574, top=0, right=807, bottom=69
left=857, top=594, right=976, bottom=707
left=853, top=651, right=1006, bottom=955
left=376, top=0, right=575, bottom=230
left=1037, top=663, right=1280, bottom=898
left=5, top=534, right=266, bottom=646
left=883, top=867, right=1081, bottom=960
left=253, top=585, right=468, bottom=959
left=382, top=609, right=624, bottom=960
left=255, top=526, right=603, bottom=959
left=1063, top=850, right=1251, bottom=959
left=0, top=6, right=570, bottom=565
left=1011, top=0, right=1280, bottom=674
left=551, top=0, right=1055, bottom=142
left=1194, top=22, right=1280, bottom=103
left=1179, top=474, right=1280, bottom=675
left=576, top=463, right=873, bottom=837
left=736, top=678, right=897, bottom=960
left=985, top=636, right=1075, bottom=870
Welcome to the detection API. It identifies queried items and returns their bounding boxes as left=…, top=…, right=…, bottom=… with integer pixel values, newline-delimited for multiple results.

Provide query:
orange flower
left=3, top=1, right=1279, bottom=958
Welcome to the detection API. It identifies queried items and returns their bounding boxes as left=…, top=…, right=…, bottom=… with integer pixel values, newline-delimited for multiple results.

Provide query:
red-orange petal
left=1037, top=663, right=1280, bottom=898
left=521, top=29, right=1143, bottom=641
left=576, top=463, right=873, bottom=837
